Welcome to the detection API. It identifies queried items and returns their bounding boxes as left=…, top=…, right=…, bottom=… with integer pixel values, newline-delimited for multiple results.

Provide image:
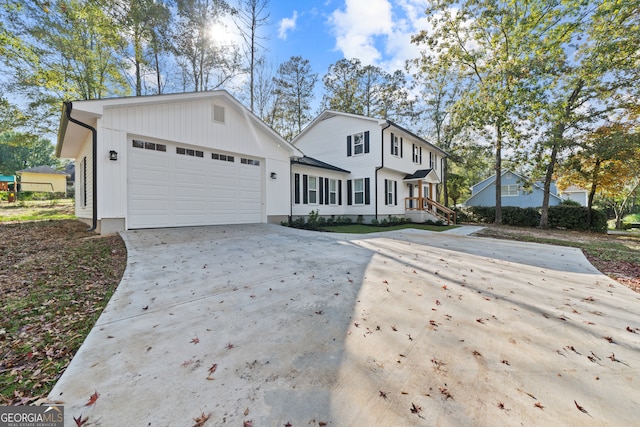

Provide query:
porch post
left=418, top=180, right=423, bottom=210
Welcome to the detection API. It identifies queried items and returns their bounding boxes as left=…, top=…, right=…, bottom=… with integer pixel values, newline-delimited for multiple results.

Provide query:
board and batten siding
left=75, top=136, right=94, bottom=222
left=96, top=96, right=292, bottom=225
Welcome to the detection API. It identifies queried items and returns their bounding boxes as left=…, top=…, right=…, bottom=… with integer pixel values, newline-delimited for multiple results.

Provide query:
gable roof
left=404, top=169, right=438, bottom=180
left=292, top=110, right=448, bottom=157
left=466, top=170, right=563, bottom=204
left=57, top=90, right=302, bottom=158
left=17, top=166, right=67, bottom=175
left=291, top=156, right=350, bottom=173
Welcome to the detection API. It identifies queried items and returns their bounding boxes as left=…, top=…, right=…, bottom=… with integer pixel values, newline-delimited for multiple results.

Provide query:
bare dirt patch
left=473, top=224, right=640, bottom=292
left=0, top=219, right=126, bottom=405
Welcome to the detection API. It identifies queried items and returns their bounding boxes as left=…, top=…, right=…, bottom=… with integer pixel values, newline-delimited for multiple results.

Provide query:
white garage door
left=127, top=139, right=263, bottom=229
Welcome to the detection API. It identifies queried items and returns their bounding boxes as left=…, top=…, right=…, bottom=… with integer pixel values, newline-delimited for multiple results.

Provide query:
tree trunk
left=495, top=122, right=502, bottom=224
left=540, top=139, right=560, bottom=229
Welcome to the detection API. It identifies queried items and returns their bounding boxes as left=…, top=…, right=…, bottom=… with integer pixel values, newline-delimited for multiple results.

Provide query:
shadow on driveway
left=49, top=224, right=640, bottom=426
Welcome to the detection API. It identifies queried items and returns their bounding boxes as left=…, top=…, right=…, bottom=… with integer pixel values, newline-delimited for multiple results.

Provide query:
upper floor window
left=412, top=144, right=422, bottom=164
left=502, top=184, right=518, bottom=196
left=347, top=131, right=370, bottom=156
left=391, top=134, right=400, bottom=157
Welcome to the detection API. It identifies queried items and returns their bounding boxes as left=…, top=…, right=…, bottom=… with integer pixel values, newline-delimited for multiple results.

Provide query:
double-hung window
left=353, top=132, right=364, bottom=155
left=308, top=176, right=318, bottom=204
left=412, top=144, right=420, bottom=163
left=392, top=135, right=399, bottom=156
left=329, top=179, right=337, bottom=205
left=386, top=180, right=396, bottom=205
left=354, top=178, right=365, bottom=205
left=501, top=184, right=518, bottom=196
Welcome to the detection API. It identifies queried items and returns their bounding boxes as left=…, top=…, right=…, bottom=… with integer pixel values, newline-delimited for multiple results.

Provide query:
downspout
left=65, top=101, right=98, bottom=232
left=375, top=122, right=392, bottom=220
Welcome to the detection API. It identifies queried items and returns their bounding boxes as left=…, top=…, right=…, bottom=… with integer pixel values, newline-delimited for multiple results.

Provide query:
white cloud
left=328, top=0, right=393, bottom=64
left=328, top=0, right=436, bottom=71
left=278, top=11, right=298, bottom=40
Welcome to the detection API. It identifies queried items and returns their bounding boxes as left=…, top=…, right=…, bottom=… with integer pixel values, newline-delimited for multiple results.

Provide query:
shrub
left=501, top=206, right=541, bottom=227
left=548, top=205, right=607, bottom=232
left=560, top=198, right=581, bottom=206
left=467, top=206, right=496, bottom=223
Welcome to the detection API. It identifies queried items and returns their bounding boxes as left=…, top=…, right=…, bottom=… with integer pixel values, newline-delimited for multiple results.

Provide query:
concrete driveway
left=49, top=224, right=640, bottom=426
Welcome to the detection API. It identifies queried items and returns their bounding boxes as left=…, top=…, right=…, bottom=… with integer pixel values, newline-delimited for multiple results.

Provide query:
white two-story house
left=291, top=111, right=454, bottom=224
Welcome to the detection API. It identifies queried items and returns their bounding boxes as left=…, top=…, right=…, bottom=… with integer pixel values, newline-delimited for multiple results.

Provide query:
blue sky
left=238, top=0, right=432, bottom=78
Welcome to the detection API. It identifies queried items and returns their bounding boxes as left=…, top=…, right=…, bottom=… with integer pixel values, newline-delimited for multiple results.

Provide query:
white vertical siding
left=75, top=137, right=94, bottom=220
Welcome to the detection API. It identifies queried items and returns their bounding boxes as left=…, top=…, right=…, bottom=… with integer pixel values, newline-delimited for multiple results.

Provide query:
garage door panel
left=128, top=141, right=263, bottom=229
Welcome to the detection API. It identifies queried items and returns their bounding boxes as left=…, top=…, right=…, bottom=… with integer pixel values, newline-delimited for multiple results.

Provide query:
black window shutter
left=364, top=131, right=370, bottom=153
left=347, top=180, right=352, bottom=205
left=347, top=135, right=352, bottom=157
left=400, top=137, right=403, bottom=158
left=420, top=146, right=423, bottom=164
left=325, top=178, right=330, bottom=204
left=303, top=175, right=308, bottom=204
left=384, top=179, right=388, bottom=205
left=294, top=173, right=300, bottom=204
left=319, top=176, right=324, bottom=205
left=338, top=180, right=343, bottom=205
left=394, top=181, right=398, bottom=205
left=365, top=178, right=371, bottom=205
left=390, top=133, right=394, bottom=154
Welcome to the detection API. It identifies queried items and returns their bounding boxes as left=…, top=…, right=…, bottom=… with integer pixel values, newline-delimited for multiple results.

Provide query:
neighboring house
left=291, top=111, right=454, bottom=223
left=17, top=166, right=68, bottom=194
left=558, top=185, right=588, bottom=206
left=464, top=170, right=563, bottom=208
left=0, top=175, right=16, bottom=191
left=56, top=90, right=301, bottom=234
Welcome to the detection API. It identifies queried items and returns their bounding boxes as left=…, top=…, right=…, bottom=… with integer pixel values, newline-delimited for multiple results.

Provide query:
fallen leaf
left=284, top=423, right=292, bottom=427
left=193, top=411, right=210, bottom=427
left=226, top=343, right=234, bottom=350
left=84, top=391, right=99, bottom=407
left=190, top=337, right=200, bottom=344
left=244, top=408, right=249, bottom=416
left=243, top=421, right=253, bottom=427
left=410, top=402, right=422, bottom=414
left=206, top=363, right=217, bottom=380
left=535, top=402, right=544, bottom=410
left=379, top=390, right=388, bottom=399
left=73, top=415, right=88, bottom=426
left=574, top=400, right=588, bottom=414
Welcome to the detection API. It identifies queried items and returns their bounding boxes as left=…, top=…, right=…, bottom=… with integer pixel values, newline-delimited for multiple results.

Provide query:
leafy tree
left=535, top=0, right=640, bottom=228
left=412, top=0, right=590, bottom=224
left=234, top=0, right=270, bottom=112
left=272, top=56, right=317, bottom=141
left=321, top=58, right=414, bottom=122
left=172, top=0, right=242, bottom=92
left=0, top=132, right=57, bottom=175
left=1, top=0, right=130, bottom=133
left=557, top=124, right=640, bottom=228
left=100, top=0, right=172, bottom=95
left=409, top=56, right=470, bottom=206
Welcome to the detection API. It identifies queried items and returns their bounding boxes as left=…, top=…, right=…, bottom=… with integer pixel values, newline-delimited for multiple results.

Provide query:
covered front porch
left=404, top=169, right=456, bottom=225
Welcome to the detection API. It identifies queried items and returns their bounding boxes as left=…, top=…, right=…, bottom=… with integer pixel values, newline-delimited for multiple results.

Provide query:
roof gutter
left=375, top=122, right=392, bottom=219
left=64, top=101, right=98, bottom=232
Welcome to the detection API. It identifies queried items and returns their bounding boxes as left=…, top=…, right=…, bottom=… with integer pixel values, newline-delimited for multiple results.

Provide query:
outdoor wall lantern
left=109, top=150, right=118, bottom=161
left=270, top=172, right=277, bottom=179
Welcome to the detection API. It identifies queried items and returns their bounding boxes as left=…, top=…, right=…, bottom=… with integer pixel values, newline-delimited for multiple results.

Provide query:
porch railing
left=405, top=197, right=457, bottom=225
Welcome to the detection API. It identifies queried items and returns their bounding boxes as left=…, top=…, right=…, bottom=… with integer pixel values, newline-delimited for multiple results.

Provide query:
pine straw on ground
left=0, top=220, right=126, bottom=405
left=472, top=224, right=640, bottom=293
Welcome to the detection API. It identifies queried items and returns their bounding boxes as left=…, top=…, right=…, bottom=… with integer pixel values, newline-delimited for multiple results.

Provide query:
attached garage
left=126, top=138, right=263, bottom=229
left=56, top=90, right=300, bottom=234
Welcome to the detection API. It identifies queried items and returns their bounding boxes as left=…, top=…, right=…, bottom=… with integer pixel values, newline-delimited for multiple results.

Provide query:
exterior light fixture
left=270, top=172, right=277, bottom=179
left=109, top=150, right=118, bottom=161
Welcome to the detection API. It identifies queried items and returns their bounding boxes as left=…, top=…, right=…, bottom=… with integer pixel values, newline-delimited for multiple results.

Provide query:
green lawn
left=0, top=199, right=75, bottom=222
left=320, top=223, right=458, bottom=234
